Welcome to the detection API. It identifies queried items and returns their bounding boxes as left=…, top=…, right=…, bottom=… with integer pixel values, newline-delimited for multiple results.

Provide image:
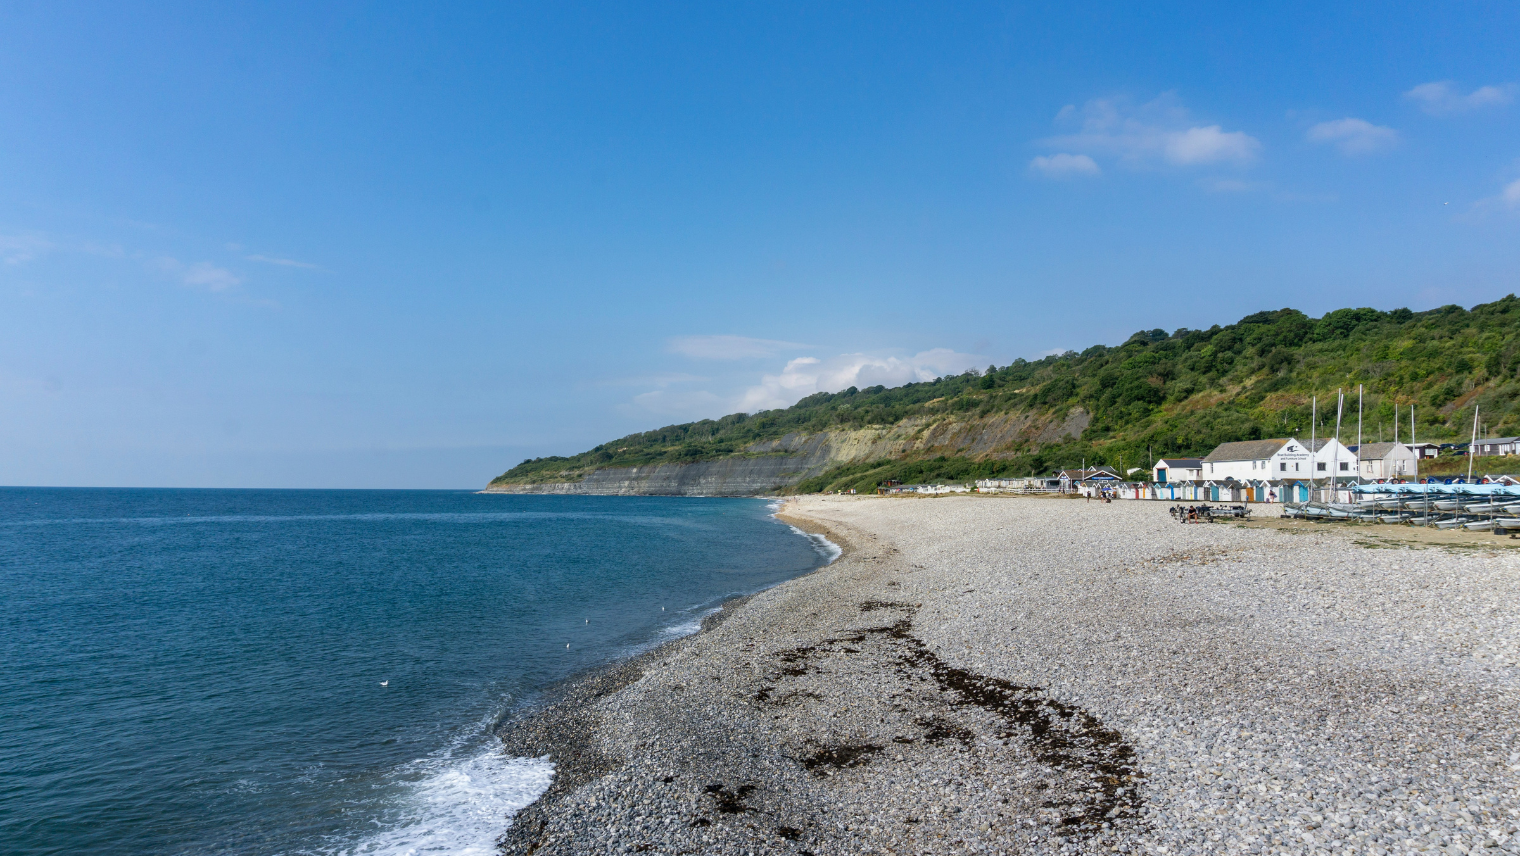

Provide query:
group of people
left=1085, top=488, right=1116, bottom=503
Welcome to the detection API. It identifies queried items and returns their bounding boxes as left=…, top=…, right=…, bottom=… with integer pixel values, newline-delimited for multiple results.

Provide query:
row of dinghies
left=1285, top=483, right=1520, bottom=532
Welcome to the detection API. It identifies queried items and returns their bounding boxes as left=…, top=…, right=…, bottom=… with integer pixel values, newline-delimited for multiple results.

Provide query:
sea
left=0, top=488, right=837, bottom=856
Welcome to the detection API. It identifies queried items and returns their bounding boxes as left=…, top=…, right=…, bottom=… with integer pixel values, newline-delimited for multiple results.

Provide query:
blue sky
left=2, top=2, right=1517, bottom=488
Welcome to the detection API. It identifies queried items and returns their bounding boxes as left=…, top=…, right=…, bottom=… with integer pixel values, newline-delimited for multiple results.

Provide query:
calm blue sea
left=0, top=489, right=834, bottom=856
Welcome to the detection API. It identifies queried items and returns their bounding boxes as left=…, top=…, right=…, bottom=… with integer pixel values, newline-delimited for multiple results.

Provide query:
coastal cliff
left=483, top=409, right=1089, bottom=495
left=490, top=300, right=1520, bottom=496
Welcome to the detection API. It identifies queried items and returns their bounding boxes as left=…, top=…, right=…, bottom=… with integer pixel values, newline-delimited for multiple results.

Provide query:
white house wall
left=1204, top=438, right=1357, bottom=482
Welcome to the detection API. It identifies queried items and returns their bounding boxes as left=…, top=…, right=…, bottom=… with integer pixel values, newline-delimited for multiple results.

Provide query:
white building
left=1152, top=457, right=1203, bottom=483
left=1350, top=442, right=1419, bottom=479
left=1200, top=437, right=1357, bottom=482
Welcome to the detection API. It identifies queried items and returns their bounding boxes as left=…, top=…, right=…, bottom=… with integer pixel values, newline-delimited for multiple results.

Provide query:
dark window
left=1317, top=462, right=1326, bottom=471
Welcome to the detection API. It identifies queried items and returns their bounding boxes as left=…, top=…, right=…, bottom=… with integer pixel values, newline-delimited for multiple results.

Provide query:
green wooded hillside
left=493, top=297, right=1520, bottom=492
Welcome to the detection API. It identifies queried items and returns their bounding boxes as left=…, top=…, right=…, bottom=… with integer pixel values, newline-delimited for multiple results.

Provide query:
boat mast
left=1410, top=403, right=1417, bottom=478
left=1468, top=405, right=1479, bottom=482
left=1332, top=389, right=1344, bottom=499
left=1311, top=394, right=1317, bottom=501
left=1357, top=384, right=1364, bottom=480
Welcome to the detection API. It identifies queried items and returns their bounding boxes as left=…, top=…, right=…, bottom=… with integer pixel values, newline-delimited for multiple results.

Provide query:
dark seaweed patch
left=703, top=783, right=757, bottom=814
left=859, top=609, right=1144, bottom=834
left=915, top=714, right=975, bottom=746
left=798, top=742, right=884, bottom=774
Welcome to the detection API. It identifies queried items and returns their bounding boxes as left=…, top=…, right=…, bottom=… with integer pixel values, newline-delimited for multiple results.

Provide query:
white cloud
left=1039, top=93, right=1261, bottom=169
left=1162, top=125, right=1260, bottom=165
left=1405, top=81, right=1515, bottom=115
left=158, top=257, right=242, bottom=292
left=734, top=349, right=982, bottom=413
left=1306, top=118, right=1399, bottom=154
left=667, top=334, right=809, bottom=360
left=245, top=254, right=321, bottom=270
left=1029, top=153, right=1100, bottom=178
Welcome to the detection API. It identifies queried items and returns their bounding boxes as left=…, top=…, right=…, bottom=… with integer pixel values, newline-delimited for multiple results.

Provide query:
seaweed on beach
left=797, top=742, right=884, bottom=774
left=754, top=599, right=1146, bottom=839
left=702, top=782, right=757, bottom=814
left=861, top=604, right=1146, bottom=835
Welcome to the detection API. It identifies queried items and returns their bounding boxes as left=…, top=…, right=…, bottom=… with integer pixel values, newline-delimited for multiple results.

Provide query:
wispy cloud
left=624, top=347, right=984, bottom=420
left=1200, top=178, right=1264, bottom=193
left=245, top=254, right=322, bottom=270
left=1037, top=93, right=1261, bottom=170
left=1504, top=178, right=1520, bottom=209
left=0, top=233, right=54, bottom=264
left=628, top=388, right=727, bottom=417
left=1404, top=81, right=1515, bottom=115
left=667, top=335, right=809, bottom=360
left=734, top=349, right=981, bottom=413
left=158, top=257, right=242, bottom=292
left=1306, top=118, right=1399, bottom=155
left=599, top=372, right=708, bottom=388
left=1458, top=172, right=1520, bottom=219
left=1029, top=153, right=1100, bottom=178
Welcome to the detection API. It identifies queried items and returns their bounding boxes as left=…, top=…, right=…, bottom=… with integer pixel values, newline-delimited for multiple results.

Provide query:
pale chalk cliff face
left=483, top=408, right=1089, bottom=496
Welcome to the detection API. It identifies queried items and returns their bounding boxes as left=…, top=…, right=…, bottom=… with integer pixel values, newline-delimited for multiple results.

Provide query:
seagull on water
left=380, top=680, right=388, bottom=687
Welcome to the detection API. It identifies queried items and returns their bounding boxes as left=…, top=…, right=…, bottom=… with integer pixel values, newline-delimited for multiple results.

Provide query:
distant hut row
left=975, top=435, right=1516, bottom=503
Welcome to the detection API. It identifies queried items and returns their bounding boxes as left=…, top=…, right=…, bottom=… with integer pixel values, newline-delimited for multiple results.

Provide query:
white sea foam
left=788, top=525, right=842, bottom=564
left=328, top=748, right=552, bottom=856
left=657, top=606, right=723, bottom=641
left=766, top=500, right=841, bottom=564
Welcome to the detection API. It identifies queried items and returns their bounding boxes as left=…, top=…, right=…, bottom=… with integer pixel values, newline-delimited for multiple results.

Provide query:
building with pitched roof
left=1151, top=457, right=1203, bottom=483
left=1201, top=437, right=1356, bottom=482
left=1055, top=466, right=1120, bottom=483
left=1348, top=442, right=1419, bottom=479
left=1474, top=437, right=1520, bottom=456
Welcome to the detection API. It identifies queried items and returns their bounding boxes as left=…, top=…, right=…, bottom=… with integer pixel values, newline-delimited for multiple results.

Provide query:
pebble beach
left=499, top=495, right=1520, bottom=855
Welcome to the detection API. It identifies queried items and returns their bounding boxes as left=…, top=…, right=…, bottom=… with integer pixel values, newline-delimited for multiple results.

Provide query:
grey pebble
left=497, top=496, right=1520, bottom=855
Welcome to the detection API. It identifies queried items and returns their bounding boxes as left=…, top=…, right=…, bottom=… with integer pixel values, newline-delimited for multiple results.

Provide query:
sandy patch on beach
left=500, top=495, right=1520, bottom=855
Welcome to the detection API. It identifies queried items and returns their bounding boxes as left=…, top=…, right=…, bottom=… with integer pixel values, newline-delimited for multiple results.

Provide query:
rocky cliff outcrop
left=484, top=408, right=1089, bottom=496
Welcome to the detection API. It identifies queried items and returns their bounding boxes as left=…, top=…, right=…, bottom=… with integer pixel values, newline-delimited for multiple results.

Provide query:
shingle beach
left=499, top=495, right=1520, bottom=855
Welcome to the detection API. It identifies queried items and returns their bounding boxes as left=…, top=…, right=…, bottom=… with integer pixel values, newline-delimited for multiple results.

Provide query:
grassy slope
left=493, top=298, right=1520, bottom=493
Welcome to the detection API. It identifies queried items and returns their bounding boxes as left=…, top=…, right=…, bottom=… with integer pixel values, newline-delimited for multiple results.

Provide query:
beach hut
left=1055, top=467, right=1119, bottom=494
left=1152, top=458, right=1203, bottom=483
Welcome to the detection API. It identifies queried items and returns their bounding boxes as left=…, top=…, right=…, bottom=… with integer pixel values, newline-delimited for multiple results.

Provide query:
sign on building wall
left=1274, top=442, right=1313, bottom=474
